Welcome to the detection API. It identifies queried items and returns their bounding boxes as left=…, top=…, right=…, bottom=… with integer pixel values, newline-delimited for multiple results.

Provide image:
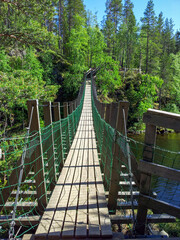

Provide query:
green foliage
left=96, top=56, right=121, bottom=98
left=121, top=72, right=163, bottom=129
left=137, top=74, right=163, bottom=115
left=62, top=15, right=89, bottom=99
left=0, top=48, right=58, bottom=135
left=159, top=219, right=180, bottom=237
left=88, top=26, right=106, bottom=68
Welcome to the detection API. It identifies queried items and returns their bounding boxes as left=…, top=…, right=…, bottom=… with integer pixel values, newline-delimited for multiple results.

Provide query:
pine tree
left=102, top=0, right=122, bottom=59
left=122, top=0, right=137, bottom=69
left=175, top=30, right=180, bottom=53
left=141, top=0, right=156, bottom=73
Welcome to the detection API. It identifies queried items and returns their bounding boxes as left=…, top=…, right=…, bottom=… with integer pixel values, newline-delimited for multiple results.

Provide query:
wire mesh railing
left=0, top=80, right=86, bottom=238
left=91, top=76, right=180, bottom=235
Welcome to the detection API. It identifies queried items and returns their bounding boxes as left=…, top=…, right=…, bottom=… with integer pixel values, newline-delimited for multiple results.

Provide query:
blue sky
left=83, top=0, right=180, bottom=32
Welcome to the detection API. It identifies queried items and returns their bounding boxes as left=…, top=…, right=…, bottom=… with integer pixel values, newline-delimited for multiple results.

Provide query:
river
left=128, top=132, right=180, bottom=207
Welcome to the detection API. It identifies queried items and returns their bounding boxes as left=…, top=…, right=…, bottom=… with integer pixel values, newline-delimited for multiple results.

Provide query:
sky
left=83, top=0, right=180, bottom=32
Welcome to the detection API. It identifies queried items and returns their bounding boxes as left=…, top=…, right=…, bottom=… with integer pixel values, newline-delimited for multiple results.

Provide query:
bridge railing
left=91, top=78, right=140, bottom=212
left=91, top=77, right=180, bottom=234
left=0, top=79, right=86, bottom=238
left=135, top=109, right=180, bottom=234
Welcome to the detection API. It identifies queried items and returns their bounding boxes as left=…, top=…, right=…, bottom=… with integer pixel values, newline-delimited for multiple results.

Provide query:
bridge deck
left=35, top=81, right=112, bottom=239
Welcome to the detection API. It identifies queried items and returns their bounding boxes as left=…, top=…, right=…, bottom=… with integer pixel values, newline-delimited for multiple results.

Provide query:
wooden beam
left=27, top=100, right=47, bottom=213
left=108, top=101, right=129, bottom=211
left=105, top=104, right=111, bottom=124
left=109, top=103, right=118, bottom=129
left=143, top=109, right=180, bottom=131
left=63, top=102, right=70, bottom=152
left=4, top=202, right=37, bottom=211
left=53, top=102, right=64, bottom=172
left=110, top=214, right=176, bottom=224
left=138, top=160, right=180, bottom=182
left=69, top=101, right=73, bottom=114
left=43, top=101, right=56, bottom=190
left=100, top=103, right=106, bottom=119
left=105, top=191, right=139, bottom=198
left=135, top=123, right=156, bottom=235
left=139, top=194, right=180, bottom=219
left=63, top=102, right=68, bottom=118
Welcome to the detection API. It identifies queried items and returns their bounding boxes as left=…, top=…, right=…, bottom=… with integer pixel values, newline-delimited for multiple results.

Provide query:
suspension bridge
left=0, top=71, right=179, bottom=239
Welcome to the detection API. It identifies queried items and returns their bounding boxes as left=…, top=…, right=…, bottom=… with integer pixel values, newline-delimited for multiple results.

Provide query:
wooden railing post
left=105, top=104, right=111, bottom=124
left=63, top=102, right=68, bottom=118
left=69, top=101, right=73, bottom=114
left=53, top=102, right=64, bottom=172
left=63, top=102, right=70, bottom=152
left=110, top=103, right=118, bottom=129
left=27, top=100, right=47, bottom=213
left=100, top=103, right=106, bottom=119
left=103, top=104, right=113, bottom=188
left=43, top=101, right=56, bottom=190
left=108, top=101, right=129, bottom=211
left=135, top=123, right=157, bottom=234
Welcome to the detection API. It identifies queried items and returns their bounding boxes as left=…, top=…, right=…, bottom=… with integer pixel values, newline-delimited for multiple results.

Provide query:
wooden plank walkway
left=35, top=80, right=112, bottom=239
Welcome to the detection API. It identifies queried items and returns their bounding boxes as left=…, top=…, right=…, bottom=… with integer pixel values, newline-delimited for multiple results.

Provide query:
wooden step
left=106, top=191, right=139, bottom=199
left=4, top=202, right=37, bottom=210
left=11, top=190, right=51, bottom=198
left=22, top=235, right=35, bottom=240
left=116, top=201, right=138, bottom=209
left=119, top=181, right=137, bottom=190
left=22, top=179, right=50, bottom=186
left=110, top=214, right=176, bottom=224
left=0, top=215, right=40, bottom=226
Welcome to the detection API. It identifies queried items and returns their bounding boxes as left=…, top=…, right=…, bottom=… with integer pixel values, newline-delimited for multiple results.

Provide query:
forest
left=0, top=0, right=180, bottom=135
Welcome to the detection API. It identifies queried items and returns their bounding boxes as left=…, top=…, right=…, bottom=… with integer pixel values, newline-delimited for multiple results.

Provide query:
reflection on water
left=129, top=133, right=180, bottom=207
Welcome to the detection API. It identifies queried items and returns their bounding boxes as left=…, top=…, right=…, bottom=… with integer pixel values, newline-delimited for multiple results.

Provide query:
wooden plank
left=110, top=214, right=176, bottom=224
left=22, top=234, right=35, bottom=240
left=48, top=117, right=84, bottom=239
left=61, top=118, right=85, bottom=238
left=87, top=86, right=101, bottom=238
left=91, top=129, right=112, bottom=238
left=139, top=194, right=180, bottom=219
left=4, top=202, right=37, bottom=210
left=35, top=123, right=83, bottom=239
left=75, top=112, right=88, bottom=238
left=0, top=216, right=40, bottom=226
left=43, top=101, right=56, bottom=190
left=116, top=201, right=138, bottom=209
left=105, top=191, right=139, bottom=199
left=143, top=109, right=180, bottom=131
left=138, top=160, right=180, bottom=182
left=11, top=190, right=51, bottom=198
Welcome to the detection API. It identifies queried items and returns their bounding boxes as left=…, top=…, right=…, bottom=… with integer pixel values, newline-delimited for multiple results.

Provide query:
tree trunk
left=58, top=0, right=62, bottom=50
left=146, top=32, right=149, bottom=73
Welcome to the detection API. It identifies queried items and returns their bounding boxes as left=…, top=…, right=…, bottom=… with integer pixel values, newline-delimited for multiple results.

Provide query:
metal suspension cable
left=122, top=108, right=136, bottom=230
left=9, top=106, right=34, bottom=240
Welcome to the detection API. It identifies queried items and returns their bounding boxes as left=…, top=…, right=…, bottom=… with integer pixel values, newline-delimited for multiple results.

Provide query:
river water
left=128, top=133, right=180, bottom=207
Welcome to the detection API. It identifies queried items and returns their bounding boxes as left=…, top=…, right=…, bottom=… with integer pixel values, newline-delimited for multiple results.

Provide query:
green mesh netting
left=0, top=82, right=85, bottom=238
